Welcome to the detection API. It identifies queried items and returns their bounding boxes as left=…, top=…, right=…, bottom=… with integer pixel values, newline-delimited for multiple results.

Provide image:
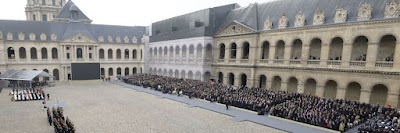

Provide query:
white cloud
left=0, top=0, right=275, bottom=26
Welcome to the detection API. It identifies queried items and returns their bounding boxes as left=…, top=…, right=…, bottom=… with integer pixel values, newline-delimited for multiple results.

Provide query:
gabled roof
left=54, top=0, right=91, bottom=22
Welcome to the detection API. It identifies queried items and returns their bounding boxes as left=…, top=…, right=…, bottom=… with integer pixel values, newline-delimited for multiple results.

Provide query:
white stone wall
left=147, top=37, right=213, bottom=81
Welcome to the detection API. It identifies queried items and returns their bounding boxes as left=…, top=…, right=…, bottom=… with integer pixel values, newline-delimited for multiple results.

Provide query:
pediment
left=215, top=21, right=256, bottom=37
left=61, top=33, right=96, bottom=43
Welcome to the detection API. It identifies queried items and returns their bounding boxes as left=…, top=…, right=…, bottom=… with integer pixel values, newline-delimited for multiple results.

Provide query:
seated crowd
left=123, top=74, right=289, bottom=113
left=358, top=107, right=400, bottom=133
left=47, top=107, right=75, bottom=133
left=122, top=74, right=383, bottom=132
left=271, top=94, right=379, bottom=132
left=10, top=88, right=45, bottom=101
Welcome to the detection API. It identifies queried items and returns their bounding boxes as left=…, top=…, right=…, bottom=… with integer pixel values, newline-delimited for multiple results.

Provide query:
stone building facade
left=147, top=4, right=238, bottom=81
left=0, top=0, right=147, bottom=81
left=212, top=0, right=400, bottom=107
left=25, top=0, right=67, bottom=21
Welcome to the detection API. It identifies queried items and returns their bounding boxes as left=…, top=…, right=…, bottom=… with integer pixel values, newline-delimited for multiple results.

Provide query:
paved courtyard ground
left=0, top=82, right=285, bottom=133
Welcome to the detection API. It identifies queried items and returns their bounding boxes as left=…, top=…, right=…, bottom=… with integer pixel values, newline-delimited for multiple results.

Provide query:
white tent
left=0, top=69, right=52, bottom=81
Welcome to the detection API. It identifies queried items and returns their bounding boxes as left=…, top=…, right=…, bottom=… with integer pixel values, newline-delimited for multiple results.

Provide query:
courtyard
left=0, top=82, right=285, bottom=133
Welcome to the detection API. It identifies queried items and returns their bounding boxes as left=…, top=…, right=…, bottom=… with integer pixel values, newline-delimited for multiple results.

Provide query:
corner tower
left=25, top=0, right=67, bottom=21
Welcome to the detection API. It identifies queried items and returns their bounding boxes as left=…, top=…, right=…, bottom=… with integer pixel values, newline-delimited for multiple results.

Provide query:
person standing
left=225, top=99, right=230, bottom=110
left=47, top=93, right=50, bottom=101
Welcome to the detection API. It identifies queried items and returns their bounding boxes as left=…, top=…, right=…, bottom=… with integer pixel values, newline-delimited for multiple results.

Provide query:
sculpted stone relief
left=385, top=0, right=400, bottom=18
left=108, top=36, right=113, bottom=43
left=141, top=35, right=146, bottom=43
left=124, top=36, right=129, bottom=43
left=334, top=7, right=347, bottom=23
left=116, top=36, right=121, bottom=43
left=219, top=23, right=253, bottom=36
left=295, top=11, right=305, bottom=27
left=40, top=33, right=46, bottom=41
left=7, top=32, right=13, bottom=40
left=98, top=36, right=104, bottom=42
left=264, top=16, right=272, bottom=30
left=51, top=33, right=57, bottom=41
left=313, top=10, right=325, bottom=25
left=132, top=36, right=137, bottom=43
left=358, top=3, right=373, bottom=21
left=278, top=14, right=288, bottom=29
left=29, top=33, right=36, bottom=41
left=18, top=32, right=25, bottom=40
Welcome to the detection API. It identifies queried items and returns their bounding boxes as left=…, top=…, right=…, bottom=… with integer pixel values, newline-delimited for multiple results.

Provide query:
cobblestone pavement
left=0, top=82, right=286, bottom=133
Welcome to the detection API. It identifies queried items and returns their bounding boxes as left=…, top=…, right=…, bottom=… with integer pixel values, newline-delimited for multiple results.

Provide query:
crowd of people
left=10, top=88, right=46, bottom=101
left=47, top=107, right=75, bottom=133
left=123, top=74, right=290, bottom=114
left=358, top=107, right=400, bottom=132
left=122, top=74, right=393, bottom=132
left=271, top=95, right=379, bottom=132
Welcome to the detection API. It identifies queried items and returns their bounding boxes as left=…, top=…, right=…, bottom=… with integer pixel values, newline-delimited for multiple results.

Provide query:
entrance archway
left=287, top=77, right=298, bottom=93
left=324, top=80, right=338, bottom=99
left=304, top=78, right=317, bottom=95
left=272, top=76, right=281, bottom=91
left=370, top=84, right=388, bottom=105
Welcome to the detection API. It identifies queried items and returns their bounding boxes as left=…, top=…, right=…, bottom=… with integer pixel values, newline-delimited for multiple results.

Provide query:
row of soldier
left=122, top=74, right=386, bottom=132
left=47, top=107, right=75, bottom=133
left=358, top=107, right=400, bottom=133
left=10, top=88, right=45, bottom=101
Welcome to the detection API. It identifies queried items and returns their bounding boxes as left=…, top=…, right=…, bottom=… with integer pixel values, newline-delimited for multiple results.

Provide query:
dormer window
left=172, top=27, right=178, bottom=31
left=71, top=11, right=78, bottom=20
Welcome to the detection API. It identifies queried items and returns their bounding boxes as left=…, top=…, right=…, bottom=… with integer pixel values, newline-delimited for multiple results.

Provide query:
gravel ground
left=0, top=83, right=285, bottom=133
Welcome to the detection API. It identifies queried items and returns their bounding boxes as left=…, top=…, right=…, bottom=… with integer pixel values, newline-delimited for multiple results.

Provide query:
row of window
left=99, top=49, right=143, bottom=60
left=217, top=72, right=391, bottom=106
left=6, top=47, right=143, bottom=61
left=100, top=67, right=142, bottom=77
left=219, top=35, right=397, bottom=63
left=149, top=44, right=213, bottom=59
left=7, top=47, right=58, bottom=60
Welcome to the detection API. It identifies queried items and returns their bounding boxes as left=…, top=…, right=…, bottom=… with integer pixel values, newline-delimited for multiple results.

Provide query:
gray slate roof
left=150, top=4, right=239, bottom=42
left=219, top=0, right=398, bottom=32
left=0, top=19, right=147, bottom=43
left=55, top=0, right=91, bottom=22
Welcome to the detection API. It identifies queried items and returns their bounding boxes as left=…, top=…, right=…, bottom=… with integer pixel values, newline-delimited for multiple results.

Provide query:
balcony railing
left=350, top=61, right=366, bottom=66
left=290, top=60, right=301, bottom=64
left=260, top=59, right=269, bottom=64
left=327, top=60, right=341, bottom=66
left=375, top=61, right=393, bottom=68
left=307, top=60, right=320, bottom=65
left=218, top=59, right=224, bottom=63
left=205, top=58, right=212, bottom=62
left=229, top=59, right=236, bottom=63
left=274, top=59, right=284, bottom=64
left=240, top=59, right=249, bottom=64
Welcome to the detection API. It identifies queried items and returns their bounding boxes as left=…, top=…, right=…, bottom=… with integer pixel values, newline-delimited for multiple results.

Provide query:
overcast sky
left=0, top=0, right=274, bottom=26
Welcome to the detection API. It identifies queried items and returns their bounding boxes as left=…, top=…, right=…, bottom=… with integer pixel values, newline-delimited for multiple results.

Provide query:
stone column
left=281, top=81, right=288, bottom=91
left=27, top=50, right=31, bottom=62
left=366, top=42, right=379, bottom=68
left=38, top=50, right=42, bottom=61
left=297, top=82, right=305, bottom=94
left=113, top=49, right=117, bottom=61
left=15, top=48, right=20, bottom=62
left=336, top=87, right=346, bottom=100
left=315, top=85, right=324, bottom=97
left=47, top=49, right=52, bottom=60
left=301, top=44, right=309, bottom=66
left=386, top=92, right=399, bottom=107
left=341, top=43, right=352, bottom=67
left=359, top=89, right=372, bottom=104
left=394, top=42, right=400, bottom=69
left=105, top=68, right=109, bottom=78
left=320, top=43, right=329, bottom=66
left=49, top=72, right=54, bottom=82
left=266, top=80, right=273, bottom=90
left=284, top=45, right=292, bottom=65
left=268, top=46, right=276, bottom=65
